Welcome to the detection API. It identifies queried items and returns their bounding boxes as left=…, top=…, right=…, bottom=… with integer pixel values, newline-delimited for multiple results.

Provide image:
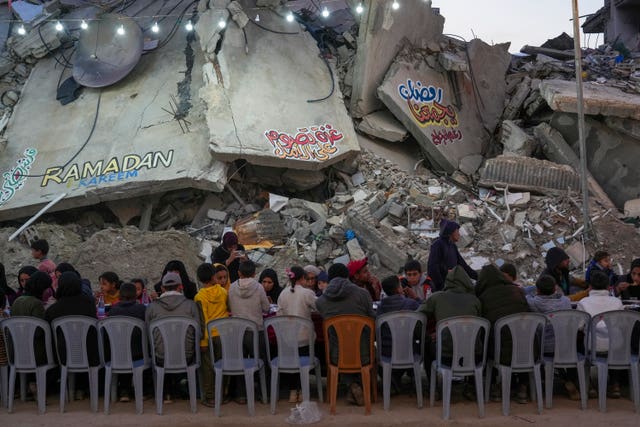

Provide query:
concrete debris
left=624, top=199, right=640, bottom=218
left=7, top=21, right=61, bottom=59
left=346, top=237, right=366, bottom=260
left=500, top=120, right=537, bottom=156
left=227, top=1, right=249, bottom=29
left=438, top=51, right=468, bottom=71
left=357, top=110, right=408, bottom=142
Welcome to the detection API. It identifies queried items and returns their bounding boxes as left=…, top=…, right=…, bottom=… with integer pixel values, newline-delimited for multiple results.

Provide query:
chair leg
left=59, top=367, right=67, bottom=413
left=155, top=368, right=164, bottom=415
left=597, top=364, right=607, bottom=413
left=577, top=361, right=587, bottom=411
left=270, top=366, right=279, bottom=415
left=484, top=361, right=492, bottom=404
left=382, top=364, right=391, bottom=411
left=300, top=368, right=311, bottom=403
left=19, top=372, right=26, bottom=402
left=630, top=363, right=640, bottom=414
left=8, top=366, right=16, bottom=413
left=89, top=367, right=99, bottom=413
left=36, top=368, right=47, bottom=414
left=328, top=366, right=338, bottom=415
left=133, top=368, right=144, bottom=415
left=544, top=362, right=554, bottom=409
left=245, top=370, right=255, bottom=416
left=442, top=370, right=452, bottom=420
left=413, top=362, right=423, bottom=409
left=315, top=362, right=323, bottom=403
left=259, top=366, right=267, bottom=405
left=187, top=367, right=198, bottom=414
left=533, top=365, right=543, bottom=414
left=103, top=368, right=111, bottom=415
left=69, top=372, right=75, bottom=403
left=371, top=365, right=377, bottom=404
left=214, top=369, right=223, bottom=417
left=0, top=365, right=6, bottom=409
left=474, top=368, right=485, bottom=418
left=500, top=366, right=512, bottom=416
left=429, top=362, right=436, bottom=408
left=361, top=367, right=371, bottom=415
left=110, top=373, right=118, bottom=403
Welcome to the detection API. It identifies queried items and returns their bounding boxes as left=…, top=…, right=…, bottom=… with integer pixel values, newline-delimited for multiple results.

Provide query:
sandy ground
left=4, top=386, right=640, bottom=427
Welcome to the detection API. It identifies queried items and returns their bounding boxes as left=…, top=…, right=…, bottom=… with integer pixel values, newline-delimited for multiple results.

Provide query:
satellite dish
left=73, top=14, right=143, bottom=88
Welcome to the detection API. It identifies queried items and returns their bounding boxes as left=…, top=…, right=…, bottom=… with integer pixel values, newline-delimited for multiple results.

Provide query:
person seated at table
left=586, top=251, right=617, bottom=287
left=615, top=258, right=640, bottom=300
left=577, top=270, right=624, bottom=398
left=539, top=248, right=587, bottom=298
left=399, top=260, right=430, bottom=300
left=99, top=271, right=121, bottom=306
left=259, top=268, right=282, bottom=304
left=347, top=258, right=382, bottom=301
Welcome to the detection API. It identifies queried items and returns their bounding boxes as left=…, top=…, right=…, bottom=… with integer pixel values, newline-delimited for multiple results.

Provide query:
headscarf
left=222, top=231, right=239, bottom=250
left=440, top=219, right=460, bottom=239
left=258, top=268, right=282, bottom=303
left=212, top=263, right=231, bottom=291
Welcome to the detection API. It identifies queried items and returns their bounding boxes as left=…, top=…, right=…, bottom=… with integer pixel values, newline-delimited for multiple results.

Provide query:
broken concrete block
left=565, top=241, right=587, bottom=268
left=459, top=154, right=484, bottom=175
left=207, top=209, right=228, bottom=222
left=316, top=240, right=334, bottom=263
left=333, top=254, right=350, bottom=266
left=352, top=189, right=370, bottom=204
left=200, top=240, right=214, bottom=262
left=503, top=76, right=531, bottom=120
left=392, top=225, right=410, bottom=236
left=8, top=22, right=61, bottom=59
left=505, top=192, right=530, bottom=206
left=499, top=225, right=519, bottom=243
left=227, top=1, right=249, bottom=28
left=624, top=199, right=640, bottom=218
left=0, top=57, right=15, bottom=78
left=351, top=171, right=365, bottom=186
left=357, top=110, right=408, bottom=142
left=604, top=117, right=640, bottom=141
left=540, top=79, right=640, bottom=121
left=479, top=155, right=580, bottom=195
left=367, top=192, right=386, bottom=213
left=387, top=202, right=405, bottom=219
left=438, top=51, right=468, bottom=71
left=458, top=222, right=475, bottom=249
left=346, top=238, right=366, bottom=260
left=372, top=202, right=391, bottom=221
left=328, top=225, right=345, bottom=243
left=304, top=241, right=317, bottom=264
left=501, top=120, right=536, bottom=156
left=457, top=204, right=478, bottom=222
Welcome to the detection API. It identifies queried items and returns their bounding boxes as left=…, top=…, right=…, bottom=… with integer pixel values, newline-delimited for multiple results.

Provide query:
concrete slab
left=349, top=1, right=444, bottom=118
left=0, top=29, right=227, bottom=221
left=378, top=41, right=510, bottom=172
left=550, top=113, right=640, bottom=208
left=198, top=2, right=359, bottom=170
left=540, top=79, right=640, bottom=121
left=357, top=110, right=408, bottom=142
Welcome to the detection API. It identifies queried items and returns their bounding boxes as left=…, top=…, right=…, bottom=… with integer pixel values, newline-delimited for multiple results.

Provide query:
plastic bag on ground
left=286, top=401, right=323, bottom=424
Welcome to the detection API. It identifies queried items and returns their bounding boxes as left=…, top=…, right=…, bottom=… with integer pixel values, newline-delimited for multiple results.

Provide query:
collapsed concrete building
left=0, top=0, right=639, bottom=286
left=583, top=0, right=640, bottom=52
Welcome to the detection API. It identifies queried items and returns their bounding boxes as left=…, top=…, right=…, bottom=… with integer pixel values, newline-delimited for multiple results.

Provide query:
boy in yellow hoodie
left=195, top=263, right=229, bottom=406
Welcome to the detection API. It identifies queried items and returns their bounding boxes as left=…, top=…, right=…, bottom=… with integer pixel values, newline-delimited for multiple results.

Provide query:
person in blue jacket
left=427, top=219, right=477, bottom=291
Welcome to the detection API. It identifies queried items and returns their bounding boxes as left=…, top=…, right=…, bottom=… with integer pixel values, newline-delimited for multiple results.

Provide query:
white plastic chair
left=263, top=315, right=323, bottom=414
left=2, top=316, right=57, bottom=413
left=375, top=311, right=427, bottom=411
left=589, top=310, right=640, bottom=413
left=51, top=315, right=101, bottom=413
left=207, top=317, right=267, bottom=417
left=0, top=318, right=8, bottom=409
left=149, top=316, right=201, bottom=415
left=544, top=310, right=591, bottom=410
left=430, top=315, right=489, bottom=419
left=484, top=312, right=546, bottom=416
left=98, top=316, right=151, bottom=414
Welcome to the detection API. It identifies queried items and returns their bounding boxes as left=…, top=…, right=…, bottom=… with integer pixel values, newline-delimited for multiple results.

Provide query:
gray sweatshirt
left=228, top=278, right=270, bottom=330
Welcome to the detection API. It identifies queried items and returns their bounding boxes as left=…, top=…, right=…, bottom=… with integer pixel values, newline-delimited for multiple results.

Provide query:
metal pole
left=8, top=193, right=67, bottom=241
left=571, top=0, right=592, bottom=239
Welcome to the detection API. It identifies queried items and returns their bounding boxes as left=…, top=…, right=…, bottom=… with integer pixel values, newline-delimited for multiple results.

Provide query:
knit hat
left=304, top=265, right=321, bottom=276
left=222, top=231, right=238, bottom=249
left=317, top=271, right=329, bottom=283
left=162, top=272, right=182, bottom=287
left=347, top=258, right=368, bottom=277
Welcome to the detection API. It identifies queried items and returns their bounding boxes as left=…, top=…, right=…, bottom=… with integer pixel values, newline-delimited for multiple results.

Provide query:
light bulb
left=151, top=22, right=159, bottom=33
left=117, top=24, right=125, bottom=35
left=392, top=1, right=400, bottom=10
left=17, top=25, right=26, bottom=35
left=321, top=7, right=330, bottom=18
left=217, top=19, right=226, bottom=29
left=185, top=20, right=193, bottom=31
left=286, top=12, right=294, bottom=22
left=356, top=3, right=364, bottom=14
left=55, top=21, right=63, bottom=32
left=80, top=20, right=88, bottom=30
left=255, top=14, right=260, bottom=22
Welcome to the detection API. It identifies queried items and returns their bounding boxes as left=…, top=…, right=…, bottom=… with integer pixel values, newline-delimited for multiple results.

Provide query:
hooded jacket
left=526, top=292, right=572, bottom=353
left=476, top=264, right=530, bottom=364
left=194, top=284, right=228, bottom=346
left=540, top=247, right=572, bottom=295
left=577, top=289, right=624, bottom=352
left=145, top=292, right=201, bottom=362
left=427, top=221, right=477, bottom=291
left=316, top=277, right=375, bottom=319
left=228, top=278, right=269, bottom=330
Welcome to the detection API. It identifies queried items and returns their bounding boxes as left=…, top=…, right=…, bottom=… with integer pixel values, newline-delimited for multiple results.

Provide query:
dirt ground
left=4, top=387, right=640, bottom=427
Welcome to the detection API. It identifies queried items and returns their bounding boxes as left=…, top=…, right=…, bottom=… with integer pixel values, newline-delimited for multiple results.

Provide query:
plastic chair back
left=264, top=316, right=315, bottom=370
left=51, top=316, right=98, bottom=369
left=436, top=315, right=489, bottom=373
left=98, top=316, right=150, bottom=370
left=375, top=312, right=426, bottom=366
left=590, top=310, right=640, bottom=366
left=208, top=317, right=259, bottom=371
left=323, top=315, right=375, bottom=370
left=546, top=310, right=590, bottom=365
left=149, top=316, right=200, bottom=370
left=494, top=313, right=545, bottom=369
left=2, top=316, right=55, bottom=369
